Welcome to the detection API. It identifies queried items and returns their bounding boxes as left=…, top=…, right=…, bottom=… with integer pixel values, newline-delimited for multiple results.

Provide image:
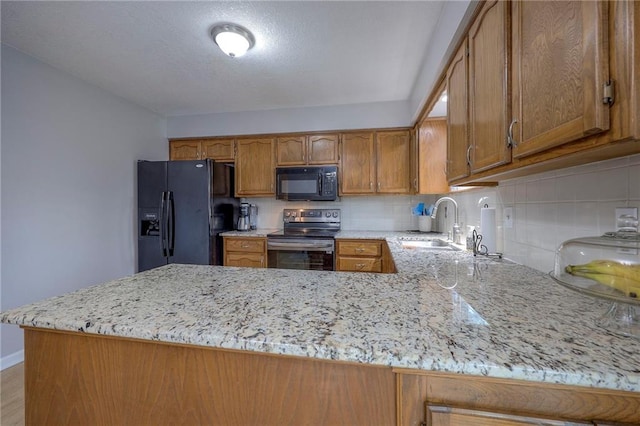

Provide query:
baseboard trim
left=1, top=350, right=24, bottom=370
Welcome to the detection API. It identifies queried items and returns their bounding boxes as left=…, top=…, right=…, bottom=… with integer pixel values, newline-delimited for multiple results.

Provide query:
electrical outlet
left=503, top=207, right=513, bottom=229
left=615, top=207, right=638, bottom=232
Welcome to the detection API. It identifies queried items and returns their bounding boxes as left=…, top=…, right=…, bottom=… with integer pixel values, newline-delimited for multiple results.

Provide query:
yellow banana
left=565, top=259, right=640, bottom=282
left=565, top=268, right=640, bottom=298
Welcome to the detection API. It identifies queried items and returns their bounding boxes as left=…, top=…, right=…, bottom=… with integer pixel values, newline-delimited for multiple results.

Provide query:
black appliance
left=275, top=166, right=338, bottom=201
left=137, top=160, right=238, bottom=272
left=267, top=209, right=340, bottom=271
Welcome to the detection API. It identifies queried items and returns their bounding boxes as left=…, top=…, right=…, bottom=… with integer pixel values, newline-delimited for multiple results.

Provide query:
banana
left=565, top=260, right=640, bottom=298
left=565, top=269, right=640, bottom=298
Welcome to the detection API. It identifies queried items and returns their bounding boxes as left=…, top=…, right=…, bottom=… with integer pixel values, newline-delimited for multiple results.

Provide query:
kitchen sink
left=400, top=239, right=457, bottom=250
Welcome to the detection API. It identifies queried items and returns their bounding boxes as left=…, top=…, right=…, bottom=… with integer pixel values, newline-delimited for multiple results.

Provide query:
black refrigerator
left=137, top=160, right=238, bottom=272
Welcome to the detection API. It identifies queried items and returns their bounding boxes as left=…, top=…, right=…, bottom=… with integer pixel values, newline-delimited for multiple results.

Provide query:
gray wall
left=0, top=45, right=167, bottom=366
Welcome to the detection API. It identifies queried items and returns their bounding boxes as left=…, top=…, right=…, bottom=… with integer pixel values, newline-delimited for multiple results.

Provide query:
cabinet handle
left=507, top=119, right=519, bottom=147
left=413, top=178, right=418, bottom=191
left=241, top=243, right=249, bottom=248
left=355, top=263, right=365, bottom=269
left=466, top=146, right=472, bottom=166
left=355, top=247, right=365, bottom=253
left=369, top=181, right=373, bottom=189
left=377, top=182, right=381, bottom=191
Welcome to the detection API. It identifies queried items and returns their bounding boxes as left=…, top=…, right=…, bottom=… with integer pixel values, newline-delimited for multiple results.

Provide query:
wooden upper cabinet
left=235, top=137, right=275, bottom=196
left=170, top=139, right=235, bottom=161
left=276, top=134, right=339, bottom=166
left=468, top=0, right=511, bottom=173
left=307, top=134, right=339, bottom=164
left=376, top=130, right=411, bottom=194
left=446, top=39, right=470, bottom=182
left=170, top=141, right=200, bottom=161
left=511, top=0, right=610, bottom=158
left=340, top=132, right=376, bottom=194
left=276, top=136, right=306, bottom=165
left=201, top=139, right=235, bottom=162
left=416, top=118, right=449, bottom=194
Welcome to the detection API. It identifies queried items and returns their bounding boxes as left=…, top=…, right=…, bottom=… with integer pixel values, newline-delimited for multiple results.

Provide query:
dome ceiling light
left=211, top=23, right=255, bottom=58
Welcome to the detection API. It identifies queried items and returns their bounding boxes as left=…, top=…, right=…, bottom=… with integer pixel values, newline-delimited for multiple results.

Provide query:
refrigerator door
left=167, top=160, right=212, bottom=265
left=138, top=161, right=169, bottom=272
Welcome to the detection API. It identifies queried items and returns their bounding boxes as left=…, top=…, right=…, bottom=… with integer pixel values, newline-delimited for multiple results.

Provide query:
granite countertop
left=2, top=231, right=640, bottom=392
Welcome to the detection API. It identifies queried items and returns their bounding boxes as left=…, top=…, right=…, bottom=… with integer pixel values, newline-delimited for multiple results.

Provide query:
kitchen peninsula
left=2, top=233, right=639, bottom=425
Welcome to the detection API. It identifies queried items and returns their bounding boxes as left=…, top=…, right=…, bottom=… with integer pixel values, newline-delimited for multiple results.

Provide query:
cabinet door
left=446, top=39, right=470, bottom=182
left=376, top=130, right=411, bottom=194
left=276, top=136, right=306, bottom=166
left=469, top=0, right=511, bottom=173
left=235, top=138, right=275, bottom=196
left=426, top=405, right=591, bottom=426
left=170, top=141, right=200, bottom=161
left=308, top=134, right=339, bottom=164
left=511, top=0, right=610, bottom=158
left=340, top=132, right=376, bottom=194
left=201, top=139, right=235, bottom=162
left=417, top=118, right=449, bottom=194
left=224, top=252, right=265, bottom=268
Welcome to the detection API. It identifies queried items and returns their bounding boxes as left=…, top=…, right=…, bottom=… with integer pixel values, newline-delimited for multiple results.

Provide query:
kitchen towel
left=480, top=207, right=497, bottom=253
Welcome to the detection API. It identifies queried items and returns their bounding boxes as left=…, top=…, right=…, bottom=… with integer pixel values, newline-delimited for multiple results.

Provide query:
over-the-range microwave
left=275, top=166, right=338, bottom=201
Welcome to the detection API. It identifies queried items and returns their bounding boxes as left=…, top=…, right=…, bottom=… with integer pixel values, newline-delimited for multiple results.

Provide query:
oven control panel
left=283, top=209, right=341, bottom=223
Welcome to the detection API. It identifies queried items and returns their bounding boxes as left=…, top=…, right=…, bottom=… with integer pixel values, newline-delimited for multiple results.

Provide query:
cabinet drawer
left=337, top=240, right=382, bottom=256
left=225, top=252, right=265, bottom=268
left=337, top=257, right=382, bottom=273
left=224, top=238, right=265, bottom=253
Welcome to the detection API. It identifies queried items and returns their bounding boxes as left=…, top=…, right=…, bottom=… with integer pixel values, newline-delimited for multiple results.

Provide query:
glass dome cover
left=552, top=231, right=640, bottom=304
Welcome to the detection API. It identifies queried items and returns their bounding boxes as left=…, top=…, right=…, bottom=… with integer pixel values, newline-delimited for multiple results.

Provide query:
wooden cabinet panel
left=469, top=0, right=511, bottom=173
left=223, top=237, right=266, bottom=268
left=337, top=257, right=382, bottom=273
left=511, top=0, right=610, bottom=158
left=235, top=138, right=275, bottom=196
left=224, top=238, right=265, bottom=253
left=426, top=405, right=591, bottom=426
left=170, top=141, right=200, bottom=161
left=376, top=130, right=411, bottom=193
left=337, top=240, right=382, bottom=257
left=340, top=132, right=376, bottom=194
left=201, top=139, right=234, bottom=161
left=308, top=134, right=339, bottom=164
left=336, top=240, right=390, bottom=273
left=276, top=136, right=306, bottom=165
left=446, top=39, right=470, bottom=182
left=395, top=370, right=640, bottom=426
left=416, top=118, right=449, bottom=194
left=224, top=252, right=265, bottom=268
left=276, top=134, right=339, bottom=166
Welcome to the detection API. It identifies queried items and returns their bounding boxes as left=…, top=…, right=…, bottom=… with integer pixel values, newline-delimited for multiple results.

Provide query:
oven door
left=267, top=238, right=335, bottom=271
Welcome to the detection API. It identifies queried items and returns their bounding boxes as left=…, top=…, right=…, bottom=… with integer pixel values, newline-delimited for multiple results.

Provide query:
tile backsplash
left=248, top=195, right=437, bottom=232
left=443, top=154, right=640, bottom=273
left=247, top=153, right=639, bottom=274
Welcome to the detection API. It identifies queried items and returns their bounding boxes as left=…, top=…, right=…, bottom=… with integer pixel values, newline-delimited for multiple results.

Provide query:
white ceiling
left=1, top=1, right=450, bottom=118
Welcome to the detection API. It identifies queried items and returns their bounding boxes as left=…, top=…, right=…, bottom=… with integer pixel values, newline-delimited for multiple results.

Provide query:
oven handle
left=267, top=240, right=334, bottom=252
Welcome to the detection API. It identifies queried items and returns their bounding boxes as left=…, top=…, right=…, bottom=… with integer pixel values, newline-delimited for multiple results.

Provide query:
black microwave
left=275, top=166, right=338, bottom=201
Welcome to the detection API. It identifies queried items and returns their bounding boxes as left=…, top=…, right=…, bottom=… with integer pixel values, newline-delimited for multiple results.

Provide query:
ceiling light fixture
left=211, top=24, right=255, bottom=58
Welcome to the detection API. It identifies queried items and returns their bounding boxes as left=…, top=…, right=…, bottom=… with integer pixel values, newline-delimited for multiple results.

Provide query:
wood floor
left=1, top=363, right=25, bottom=426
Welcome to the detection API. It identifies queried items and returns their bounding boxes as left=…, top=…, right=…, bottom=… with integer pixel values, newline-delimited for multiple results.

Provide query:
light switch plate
left=615, top=207, right=638, bottom=232
left=503, top=207, right=513, bottom=229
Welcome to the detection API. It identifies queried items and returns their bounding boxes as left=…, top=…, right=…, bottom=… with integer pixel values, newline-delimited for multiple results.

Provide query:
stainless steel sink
left=400, top=239, right=457, bottom=250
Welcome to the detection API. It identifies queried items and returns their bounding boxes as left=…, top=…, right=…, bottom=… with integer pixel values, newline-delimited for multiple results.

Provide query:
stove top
left=270, top=208, right=341, bottom=239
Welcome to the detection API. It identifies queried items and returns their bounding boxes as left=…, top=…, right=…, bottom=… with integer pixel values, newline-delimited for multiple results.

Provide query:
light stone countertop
left=2, top=231, right=640, bottom=393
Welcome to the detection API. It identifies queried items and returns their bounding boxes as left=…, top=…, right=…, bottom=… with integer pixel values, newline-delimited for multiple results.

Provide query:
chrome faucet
left=430, top=196, right=462, bottom=244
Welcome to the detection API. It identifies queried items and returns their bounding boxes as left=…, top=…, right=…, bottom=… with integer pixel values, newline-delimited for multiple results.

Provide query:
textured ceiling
left=1, top=1, right=446, bottom=117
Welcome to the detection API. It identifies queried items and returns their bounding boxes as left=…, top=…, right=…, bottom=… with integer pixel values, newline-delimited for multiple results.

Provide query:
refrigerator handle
left=160, top=191, right=168, bottom=257
left=168, top=191, right=175, bottom=256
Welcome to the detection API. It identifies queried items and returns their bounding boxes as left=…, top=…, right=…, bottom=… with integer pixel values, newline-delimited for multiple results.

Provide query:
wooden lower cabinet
left=20, top=328, right=640, bottom=425
left=223, top=236, right=266, bottom=268
left=395, top=370, right=640, bottom=426
left=22, top=328, right=395, bottom=425
left=336, top=239, right=396, bottom=273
